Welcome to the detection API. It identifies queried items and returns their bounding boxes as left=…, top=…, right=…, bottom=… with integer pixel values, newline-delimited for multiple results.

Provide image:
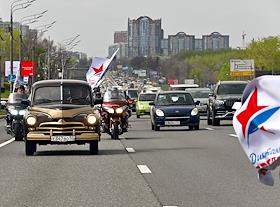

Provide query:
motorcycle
left=101, top=89, right=130, bottom=139
left=4, top=93, right=29, bottom=141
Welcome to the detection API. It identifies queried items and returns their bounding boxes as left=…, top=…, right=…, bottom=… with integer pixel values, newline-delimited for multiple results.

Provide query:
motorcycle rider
left=6, top=85, right=28, bottom=128
left=102, top=88, right=130, bottom=133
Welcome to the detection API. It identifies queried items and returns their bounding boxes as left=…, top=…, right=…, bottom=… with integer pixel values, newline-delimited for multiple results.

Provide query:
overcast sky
left=0, top=0, right=279, bottom=57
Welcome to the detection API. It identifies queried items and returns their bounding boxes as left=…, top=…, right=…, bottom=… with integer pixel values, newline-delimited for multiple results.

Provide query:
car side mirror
left=195, top=100, right=200, bottom=105
left=149, top=102, right=155, bottom=106
left=94, top=97, right=103, bottom=105
left=21, top=100, right=30, bottom=107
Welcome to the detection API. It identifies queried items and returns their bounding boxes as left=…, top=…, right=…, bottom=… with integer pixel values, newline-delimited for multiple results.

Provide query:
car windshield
left=33, top=85, right=91, bottom=105
left=188, top=90, right=210, bottom=98
left=103, top=90, right=126, bottom=102
left=139, top=94, right=156, bottom=101
left=157, top=93, right=194, bottom=106
left=128, top=90, right=138, bottom=99
left=217, top=84, right=247, bottom=95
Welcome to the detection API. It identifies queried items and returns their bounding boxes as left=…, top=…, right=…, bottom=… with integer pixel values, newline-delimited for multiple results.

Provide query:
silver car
left=186, top=88, right=211, bottom=116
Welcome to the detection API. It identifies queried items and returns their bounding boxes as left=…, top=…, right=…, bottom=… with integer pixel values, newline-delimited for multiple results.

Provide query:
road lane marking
left=229, top=134, right=238, bottom=138
left=126, top=148, right=135, bottom=153
left=163, top=206, right=178, bottom=207
left=137, top=165, right=152, bottom=174
left=0, top=138, right=15, bottom=148
left=119, top=136, right=125, bottom=139
left=205, top=127, right=214, bottom=131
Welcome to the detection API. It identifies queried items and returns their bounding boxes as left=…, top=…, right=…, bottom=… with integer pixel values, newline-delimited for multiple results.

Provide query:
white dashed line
left=137, top=165, right=152, bottom=174
left=163, top=206, right=178, bottom=207
left=126, top=148, right=135, bottom=153
left=229, top=134, right=238, bottom=138
left=205, top=127, right=214, bottom=131
left=119, top=136, right=125, bottom=139
left=0, top=138, right=15, bottom=148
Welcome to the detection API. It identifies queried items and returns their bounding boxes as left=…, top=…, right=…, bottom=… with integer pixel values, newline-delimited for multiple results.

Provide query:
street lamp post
left=10, top=0, right=35, bottom=92
left=31, top=21, right=55, bottom=83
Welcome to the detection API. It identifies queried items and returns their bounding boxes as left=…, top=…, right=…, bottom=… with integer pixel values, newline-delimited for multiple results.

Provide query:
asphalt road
left=0, top=117, right=280, bottom=207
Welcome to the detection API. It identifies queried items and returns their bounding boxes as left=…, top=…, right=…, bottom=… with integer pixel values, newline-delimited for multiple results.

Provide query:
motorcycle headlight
left=155, top=109, right=164, bottom=117
left=116, top=107, right=123, bottom=114
left=26, top=116, right=37, bottom=126
left=87, top=114, right=97, bottom=125
left=215, top=100, right=224, bottom=105
left=10, top=109, right=18, bottom=115
left=19, top=110, right=26, bottom=116
left=191, top=108, right=199, bottom=116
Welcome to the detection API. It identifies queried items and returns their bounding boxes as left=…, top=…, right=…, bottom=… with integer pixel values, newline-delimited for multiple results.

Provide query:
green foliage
left=159, top=36, right=280, bottom=86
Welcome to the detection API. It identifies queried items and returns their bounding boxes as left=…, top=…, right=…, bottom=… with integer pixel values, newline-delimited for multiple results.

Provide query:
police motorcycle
left=101, top=88, right=130, bottom=139
left=4, top=93, right=29, bottom=141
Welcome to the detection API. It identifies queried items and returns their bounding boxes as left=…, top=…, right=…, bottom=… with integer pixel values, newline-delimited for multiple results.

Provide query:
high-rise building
left=168, top=32, right=195, bottom=55
left=128, top=16, right=163, bottom=57
left=0, top=18, right=30, bottom=37
left=202, top=32, right=229, bottom=50
left=114, top=31, right=128, bottom=43
left=194, top=39, right=203, bottom=51
left=108, top=43, right=128, bottom=59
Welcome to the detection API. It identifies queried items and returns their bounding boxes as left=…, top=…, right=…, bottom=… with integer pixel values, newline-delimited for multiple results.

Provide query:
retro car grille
left=36, top=122, right=88, bottom=135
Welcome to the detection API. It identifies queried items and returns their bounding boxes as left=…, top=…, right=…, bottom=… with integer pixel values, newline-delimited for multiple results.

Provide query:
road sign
left=7, top=74, right=16, bottom=82
left=21, top=61, right=34, bottom=76
left=5, top=61, right=20, bottom=76
left=230, top=59, right=254, bottom=76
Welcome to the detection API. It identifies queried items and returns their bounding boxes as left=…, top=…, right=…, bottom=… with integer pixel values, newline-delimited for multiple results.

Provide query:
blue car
left=150, top=91, right=200, bottom=131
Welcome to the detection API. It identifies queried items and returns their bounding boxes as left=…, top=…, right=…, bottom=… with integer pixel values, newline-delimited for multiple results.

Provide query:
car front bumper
left=154, top=116, right=200, bottom=127
left=26, top=131, right=100, bottom=142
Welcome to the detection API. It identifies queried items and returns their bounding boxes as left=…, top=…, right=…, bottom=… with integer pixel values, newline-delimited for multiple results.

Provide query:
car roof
left=158, top=91, right=191, bottom=94
left=185, top=87, right=210, bottom=91
left=219, top=80, right=248, bottom=84
left=32, top=79, right=90, bottom=88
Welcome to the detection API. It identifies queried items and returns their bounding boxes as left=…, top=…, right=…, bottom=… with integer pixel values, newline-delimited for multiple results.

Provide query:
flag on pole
left=233, top=76, right=280, bottom=170
left=86, top=49, right=119, bottom=88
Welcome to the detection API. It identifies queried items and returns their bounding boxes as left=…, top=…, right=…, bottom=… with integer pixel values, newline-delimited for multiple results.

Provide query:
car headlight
left=19, top=110, right=26, bottom=116
left=116, top=107, right=123, bottom=114
left=87, top=114, right=97, bottom=125
left=191, top=108, right=199, bottom=116
left=10, top=109, right=18, bottom=115
left=155, top=109, right=164, bottom=117
left=26, top=116, right=37, bottom=126
left=215, top=100, right=224, bottom=105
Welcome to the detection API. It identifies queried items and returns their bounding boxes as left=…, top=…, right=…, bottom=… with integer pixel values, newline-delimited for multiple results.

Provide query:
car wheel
left=14, top=123, right=23, bottom=141
left=89, top=141, right=98, bottom=155
left=194, top=125, right=200, bottom=130
left=207, top=107, right=212, bottom=125
left=155, top=126, right=160, bottom=131
left=136, top=114, right=140, bottom=118
left=189, top=126, right=194, bottom=130
left=25, top=140, right=36, bottom=156
left=212, top=110, right=220, bottom=126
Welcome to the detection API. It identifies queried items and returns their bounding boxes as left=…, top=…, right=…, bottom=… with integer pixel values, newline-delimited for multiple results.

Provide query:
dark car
left=150, top=91, right=200, bottom=131
left=207, top=80, right=247, bottom=126
left=127, top=88, right=139, bottom=112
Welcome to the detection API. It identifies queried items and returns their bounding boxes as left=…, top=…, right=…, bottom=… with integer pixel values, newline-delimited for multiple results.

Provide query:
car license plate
left=51, top=135, right=75, bottom=142
left=165, top=121, right=180, bottom=125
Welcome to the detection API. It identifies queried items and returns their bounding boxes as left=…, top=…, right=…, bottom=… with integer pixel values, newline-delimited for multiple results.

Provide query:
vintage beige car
left=23, top=79, right=102, bottom=156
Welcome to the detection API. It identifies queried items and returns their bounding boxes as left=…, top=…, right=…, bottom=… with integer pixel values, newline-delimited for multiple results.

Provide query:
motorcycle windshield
left=103, top=91, right=126, bottom=102
left=7, top=93, right=29, bottom=105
